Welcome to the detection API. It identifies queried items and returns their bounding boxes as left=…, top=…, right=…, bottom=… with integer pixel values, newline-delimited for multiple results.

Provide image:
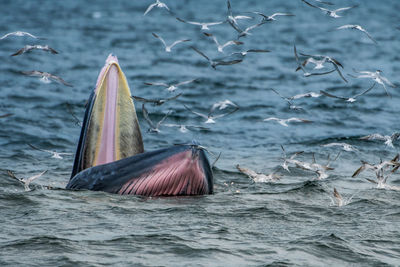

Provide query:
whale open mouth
left=70, top=54, right=144, bottom=178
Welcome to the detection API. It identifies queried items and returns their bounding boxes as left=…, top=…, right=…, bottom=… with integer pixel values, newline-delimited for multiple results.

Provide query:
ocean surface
left=1, top=0, right=400, bottom=266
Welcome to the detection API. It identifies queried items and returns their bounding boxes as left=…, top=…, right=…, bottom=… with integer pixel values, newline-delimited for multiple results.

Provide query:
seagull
left=352, top=154, right=400, bottom=178
left=297, top=52, right=347, bottom=82
left=321, top=142, right=358, bottom=152
left=320, top=83, right=376, bottom=103
left=269, top=88, right=303, bottom=110
left=176, top=17, right=224, bottom=30
left=290, top=91, right=322, bottom=100
left=360, top=133, right=400, bottom=148
left=230, top=21, right=266, bottom=39
left=236, top=165, right=281, bottom=183
left=251, top=11, right=294, bottom=22
left=132, top=93, right=182, bottom=106
left=190, top=46, right=243, bottom=69
left=349, top=70, right=396, bottom=97
left=6, top=170, right=47, bottom=191
left=143, top=0, right=170, bottom=16
left=312, top=0, right=334, bottom=5
left=152, top=33, right=190, bottom=52
left=294, top=45, right=336, bottom=77
left=226, top=0, right=252, bottom=26
left=203, top=32, right=243, bottom=53
left=0, top=113, right=13, bottom=118
left=280, top=145, right=304, bottom=172
left=364, top=168, right=400, bottom=191
left=11, top=45, right=58, bottom=56
left=336, top=24, right=377, bottom=44
left=184, top=102, right=239, bottom=124
left=210, top=99, right=239, bottom=111
left=144, top=79, right=197, bottom=92
left=301, top=0, right=357, bottom=18
left=331, top=188, right=354, bottom=207
left=163, top=124, right=209, bottom=133
left=142, top=104, right=171, bottom=133
left=28, top=143, right=73, bottom=159
left=263, top=117, right=312, bottom=127
left=0, top=31, right=44, bottom=40
left=21, top=71, right=73, bottom=87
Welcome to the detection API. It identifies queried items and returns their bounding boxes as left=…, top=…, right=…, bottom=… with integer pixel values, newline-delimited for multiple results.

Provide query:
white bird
left=301, top=0, right=357, bottom=18
left=144, top=79, right=197, bottom=92
left=364, top=169, right=400, bottom=191
left=184, top=102, right=239, bottom=124
left=236, top=165, right=281, bottom=183
left=143, top=0, right=170, bottom=16
left=230, top=49, right=270, bottom=58
left=21, top=71, right=73, bottom=87
left=320, top=83, right=376, bottom=103
left=142, top=104, right=171, bottom=133
left=7, top=170, right=47, bottom=191
left=11, top=45, right=58, bottom=56
left=132, top=93, right=182, bottom=106
left=331, top=188, right=354, bottom=206
left=163, top=124, right=209, bottom=133
left=352, top=154, right=400, bottom=178
left=349, top=70, right=396, bottom=97
left=176, top=17, right=223, bottom=30
left=294, top=45, right=336, bottom=77
left=252, top=11, right=294, bottom=22
left=203, top=32, right=243, bottom=53
left=360, top=133, right=400, bottom=148
left=336, top=24, right=377, bottom=44
left=210, top=99, right=239, bottom=111
left=0, top=31, right=44, bottom=40
left=263, top=117, right=312, bottom=127
left=152, top=33, right=190, bottom=52
left=191, top=46, right=243, bottom=69
left=28, top=144, right=73, bottom=159
left=297, top=51, right=347, bottom=82
left=321, top=142, right=358, bottom=152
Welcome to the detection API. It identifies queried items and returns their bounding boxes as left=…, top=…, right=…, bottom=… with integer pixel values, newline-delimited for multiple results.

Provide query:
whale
left=67, top=54, right=213, bottom=196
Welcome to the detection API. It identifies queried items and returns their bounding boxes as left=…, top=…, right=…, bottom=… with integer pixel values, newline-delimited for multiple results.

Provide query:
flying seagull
left=190, top=46, right=243, bottom=69
left=142, top=104, right=171, bottom=133
left=348, top=69, right=396, bottom=97
left=132, top=93, right=182, bottom=106
left=301, top=0, right=357, bottom=18
left=336, top=24, right=377, bottom=44
left=21, top=71, right=73, bottom=87
left=152, top=33, right=190, bottom=52
left=298, top=52, right=347, bottom=82
left=226, top=0, right=252, bottom=26
left=176, top=17, right=224, bottom=31
left=203, top=32, right=243, bottom=53
left=184, top=102, right=239, bottom=124
left=252, top=11, right=294, bottom=22
left=144, top=79, right=197, bottom=92
left=144, top=0, right=170, bottom=16
left=263, top=117, right=312, bottom=127
left=294, top=45, right=336, bottom=77
left=28, top=143, right=73, bottom=159
left=320, top=83, right=376, bottom=103
left=270, top=88, right=303, bottom=110
left=0, top=31, right=45, bottom=40
left=6, top=170, right=47, bottom=191
left=360, top=133, right=400, bottom=148
left=321, top=142, right=358, bottom=152
left=11, top=45, right=58, bottom=56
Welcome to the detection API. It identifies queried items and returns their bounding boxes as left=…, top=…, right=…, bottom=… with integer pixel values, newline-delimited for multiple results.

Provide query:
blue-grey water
left=1, top=0, right=400, bottom=266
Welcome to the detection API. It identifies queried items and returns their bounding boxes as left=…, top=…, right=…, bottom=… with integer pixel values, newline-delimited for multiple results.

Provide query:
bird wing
left=49, top=74, right=73, bottom=87
left=333, top=188, right=342, bottom=200
left=28, top=143, right=54, bottom=154
left=183, top=104, right=208, bottom=119
left=170, top=39, right=191, bottom=48
left=360, top=134, right=385, bottom=141
left=157, top=110, right=172, bottom=128
left=336, top=24, right=355, bottom=30
left=10, top=47, right=29, bottom=56
left=287, top=118, right=312, bottom=123
left=26, top=170, right=47, bottom=184
left=320, top=90, right=347, bottom=100
left=175, top=79, right=196, bottom=87
left=152, top=32, right=167, bottom=48
left=190, top=46, right=211, bottom=62
left=144, top=82, right=169, bottom=87
left=246, top=49, right=270, bottom=53
left=302, top=0, right=325, bottom=11
left=214, top=59, right=243, bottom=66
left=236, top=165, right=258, bottom=178
left=335, top=6, right=357, bottom=13
left=144, top=3, right=157, bottom=16
left=141, top=104, right=156, bottom=128
left=353, top=83, right=376, bottom=98
left=270, top=13, right=295, bottom=18
left=21, top=70, right=43, bottom=77
left=203, top=32, right=220, bottom=46
left=211, top=106, right=239, bottom=119
left=132, top=95, right=156, bottom=103
left=380, top=76, right=397, bottom=88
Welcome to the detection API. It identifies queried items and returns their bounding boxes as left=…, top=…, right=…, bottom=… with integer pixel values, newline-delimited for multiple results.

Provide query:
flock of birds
left=1, top=0, right=399, bottom=205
